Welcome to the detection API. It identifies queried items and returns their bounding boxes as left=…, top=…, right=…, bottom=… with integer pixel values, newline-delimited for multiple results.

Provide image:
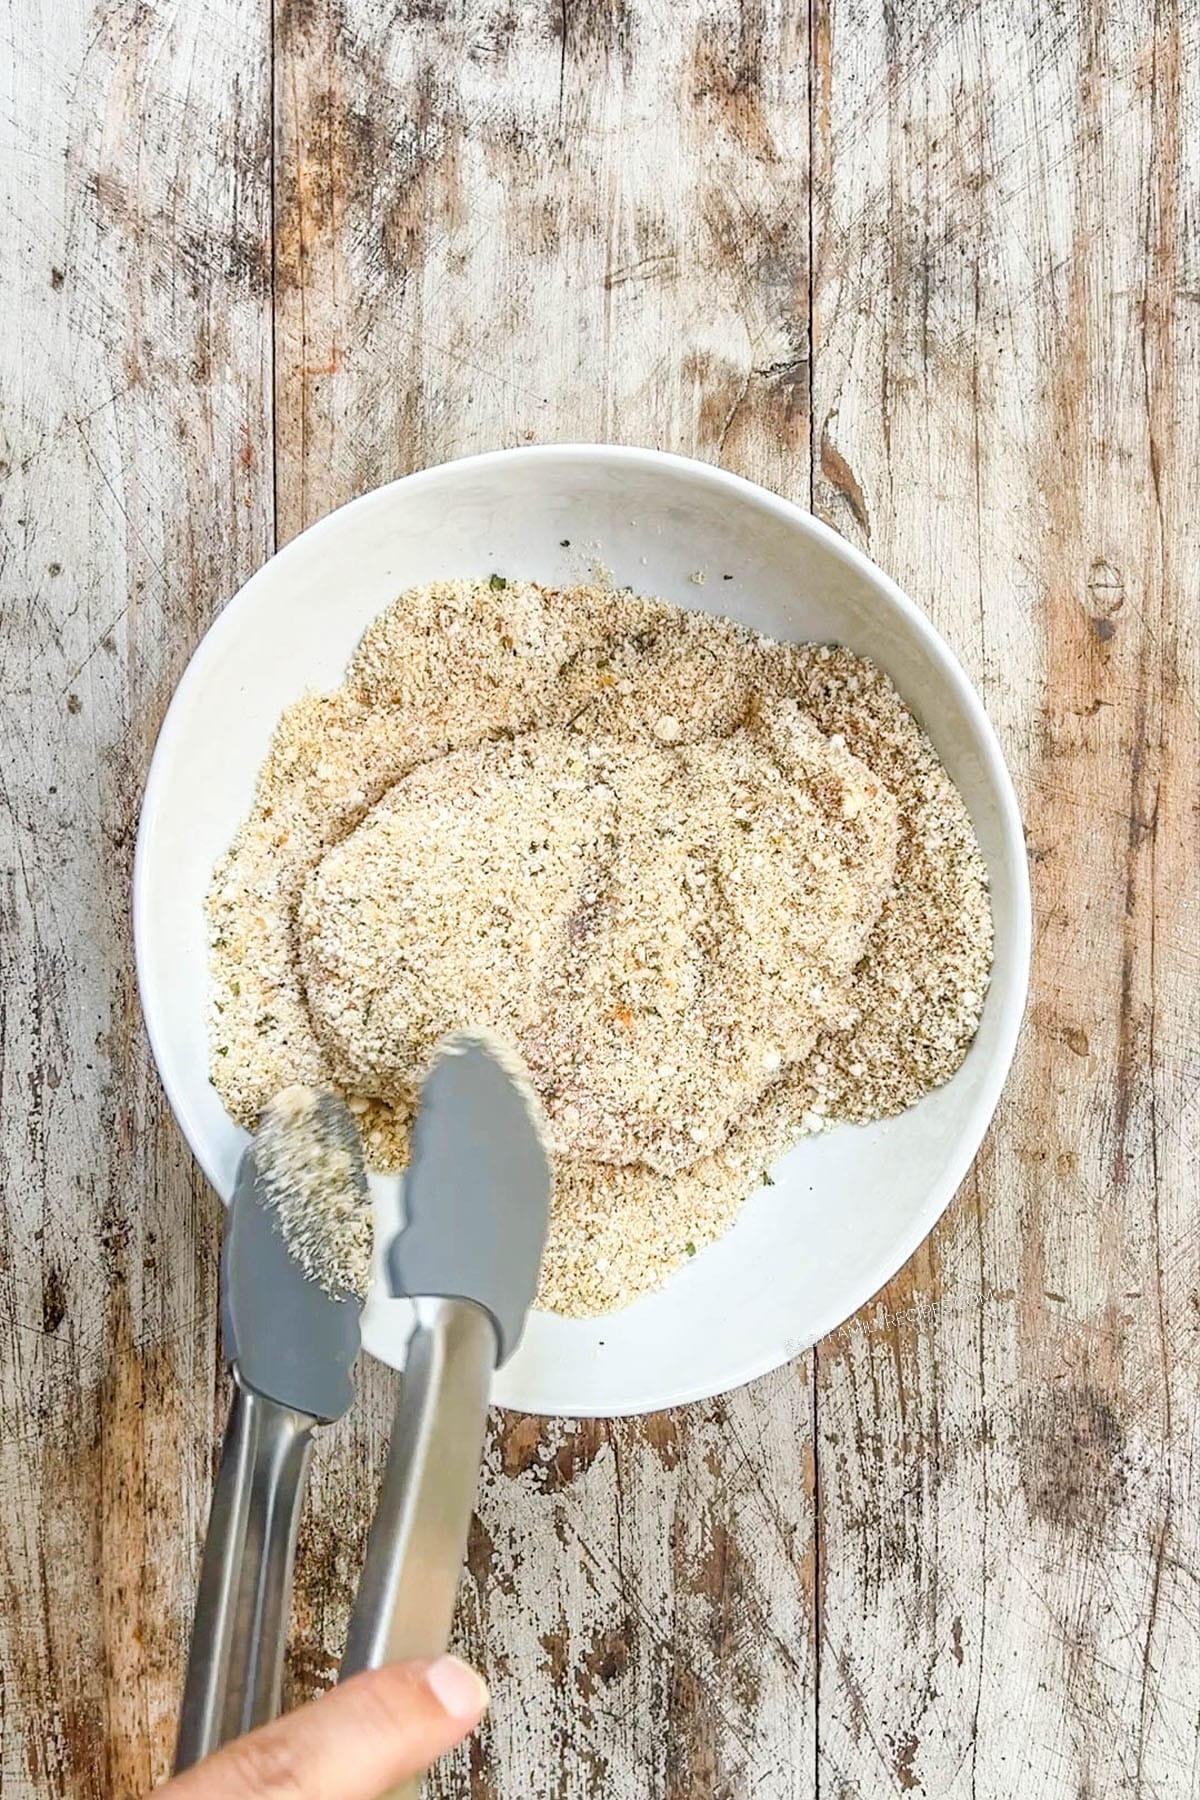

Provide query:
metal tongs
left=175, top=1094, right=367, bottom=1767
left=175, top=1035, right=551, bottom=1799
left=340, top=1033, right=551, bottom=1798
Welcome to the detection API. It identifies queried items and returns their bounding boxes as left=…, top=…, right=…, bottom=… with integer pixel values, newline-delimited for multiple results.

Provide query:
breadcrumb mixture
left=255, top=1085, right=372, bottom=1300
left=208, top=580, right=993, bottom=1316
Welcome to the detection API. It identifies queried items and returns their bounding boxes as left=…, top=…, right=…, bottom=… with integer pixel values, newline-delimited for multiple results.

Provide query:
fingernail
left=424, top=1655, right=489, bottom=1721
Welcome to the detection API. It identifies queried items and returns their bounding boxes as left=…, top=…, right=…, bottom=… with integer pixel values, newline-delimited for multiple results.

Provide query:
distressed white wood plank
left=0, top=0, right=273, bottom=1791
left=439, top=1394, right=815, bottom=1800
left=272, top=0, right=813, bottom=536
left=811, top=2, right=1200, bottom=1795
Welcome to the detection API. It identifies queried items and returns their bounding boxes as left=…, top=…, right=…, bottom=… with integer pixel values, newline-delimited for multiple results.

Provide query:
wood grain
left=811, top=3, right=1200, bottom=1794
left=0, top=0, right=272, bottom=1790
left=272, top=0, right=812, bottom=538
left=1, top=1, right=1197, bottom=1797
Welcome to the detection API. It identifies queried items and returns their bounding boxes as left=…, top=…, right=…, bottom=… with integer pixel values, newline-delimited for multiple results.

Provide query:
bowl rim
left=134, top=442, right=1031, bottom=1408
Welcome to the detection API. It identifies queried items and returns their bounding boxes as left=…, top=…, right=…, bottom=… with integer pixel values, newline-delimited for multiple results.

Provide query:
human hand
left=157, top=1658, right=488, bottom=1798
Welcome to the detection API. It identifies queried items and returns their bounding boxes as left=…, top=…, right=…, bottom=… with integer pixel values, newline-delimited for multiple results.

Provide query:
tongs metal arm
left=340, top=1297, right=497, bottom=1800
left=342, top=1297, right=497, bottom=1674
left=175, top=1374, right=318, bottom=1771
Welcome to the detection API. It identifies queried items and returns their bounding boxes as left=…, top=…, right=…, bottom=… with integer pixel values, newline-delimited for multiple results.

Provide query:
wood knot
left=1086, top=557, right=1126, bottom=615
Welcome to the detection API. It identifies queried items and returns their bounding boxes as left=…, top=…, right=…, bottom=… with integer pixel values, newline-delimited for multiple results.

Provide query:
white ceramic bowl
left=135, top=445, right=1030, bottom=1417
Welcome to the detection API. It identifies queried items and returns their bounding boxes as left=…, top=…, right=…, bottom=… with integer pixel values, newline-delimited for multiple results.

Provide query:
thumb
left=161, top=1659, right=488, bottom=1800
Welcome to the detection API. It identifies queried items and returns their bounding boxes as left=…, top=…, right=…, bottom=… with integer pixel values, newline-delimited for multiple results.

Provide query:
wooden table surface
left=3, top=2, right=1198, bottom=1795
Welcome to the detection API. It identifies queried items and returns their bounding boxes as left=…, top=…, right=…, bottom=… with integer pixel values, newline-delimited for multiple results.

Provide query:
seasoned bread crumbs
left=207, top=580, right=992, bottom=1316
